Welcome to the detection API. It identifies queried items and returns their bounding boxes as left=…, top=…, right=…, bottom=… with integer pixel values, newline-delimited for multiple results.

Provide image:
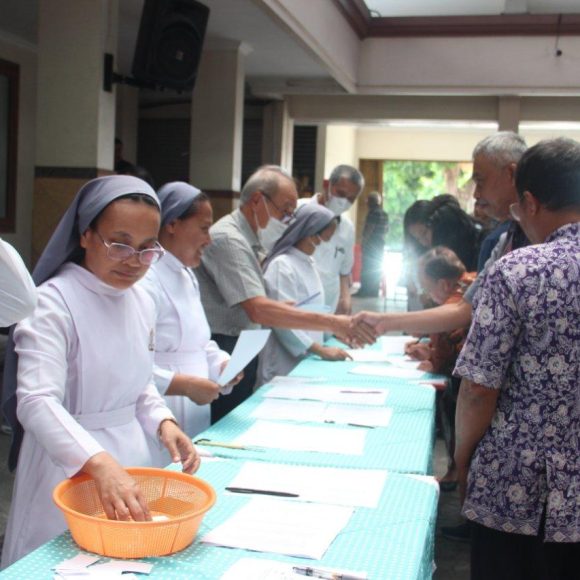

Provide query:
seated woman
left=256, top=204, right=351, bottom=387
left=405, top=245, right=476, bottom=490
left=141, top=182, right=240, bottom=440
left=1, top=176, right=198, bottom=569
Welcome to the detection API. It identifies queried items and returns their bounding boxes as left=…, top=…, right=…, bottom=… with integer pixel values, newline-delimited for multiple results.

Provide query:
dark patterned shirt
left=454, top=222, right=580, bottom=542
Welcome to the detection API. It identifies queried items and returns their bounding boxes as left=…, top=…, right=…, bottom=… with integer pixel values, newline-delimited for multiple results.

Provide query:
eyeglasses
left=509, top=202, right=522, bottom=222
left=95, top=231, right=165, bottom=265
left=262, top=193, right=296, bottom=224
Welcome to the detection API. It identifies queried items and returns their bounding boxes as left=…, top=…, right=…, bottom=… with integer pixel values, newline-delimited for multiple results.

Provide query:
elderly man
left=196, top=165, right=374, bottom=422
left=356, top=132, right=528, bottom=336
left=300, top=165, right=364, bottom=314
left=454, top=137, right=580, bottom=579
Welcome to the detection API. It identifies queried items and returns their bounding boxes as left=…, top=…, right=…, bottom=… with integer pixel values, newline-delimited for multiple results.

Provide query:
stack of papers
left=378, top=335, right=418, bottom=355
left=53, top=555, right=152, bottom=579
left=252, top=398, right=393, bottom=428
left=264, top=384, right=389, bottom=406
left=202, top=497, right=353, bottom=559
left=227, top=462, right=388, bottom=508
left=233, top=420, right=367, bottom=455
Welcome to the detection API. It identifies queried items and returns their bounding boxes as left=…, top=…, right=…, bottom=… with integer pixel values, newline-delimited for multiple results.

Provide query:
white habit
left=298, top=195, right=355, bottom=313
left=141, top=252, right=229, bottom=438
left=1, top=264, right=174, bottom=569
left=256, top=248, right=325, bottom=387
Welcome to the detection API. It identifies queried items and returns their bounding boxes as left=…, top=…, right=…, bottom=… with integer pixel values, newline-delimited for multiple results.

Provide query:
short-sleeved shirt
left=454, top=222, right=580, bottom=542
left=298, top=195, right=355, bottom=312
left=195, top=209, right=265, bottom=337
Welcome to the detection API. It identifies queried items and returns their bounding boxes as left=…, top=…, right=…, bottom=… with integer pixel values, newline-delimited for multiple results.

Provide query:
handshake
left=330, top=311, right=392, bottom=348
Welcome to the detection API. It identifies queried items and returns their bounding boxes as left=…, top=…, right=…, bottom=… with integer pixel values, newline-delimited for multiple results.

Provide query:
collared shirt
left=195, top=209, right=265, bottom=336
left=464, top=221, right=528, bottom=305
left=298, top=195, right=355, bottom=312
left=454, top=222, right=580, bottom=542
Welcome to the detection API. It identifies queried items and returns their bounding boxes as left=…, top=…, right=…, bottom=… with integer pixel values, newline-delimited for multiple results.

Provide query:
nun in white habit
left=1, top=176, right=199, bottom=569
left=256, top=203, right=351, bottom=387
left=140, top=182, right=238, bottom=442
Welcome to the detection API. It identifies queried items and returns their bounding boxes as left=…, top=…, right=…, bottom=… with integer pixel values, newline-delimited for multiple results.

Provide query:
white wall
left=0, top=33, right=37, bottom=263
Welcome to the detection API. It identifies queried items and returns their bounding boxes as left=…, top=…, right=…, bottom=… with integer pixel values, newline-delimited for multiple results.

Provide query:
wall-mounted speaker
left=132, top=0, right=210, bottom=92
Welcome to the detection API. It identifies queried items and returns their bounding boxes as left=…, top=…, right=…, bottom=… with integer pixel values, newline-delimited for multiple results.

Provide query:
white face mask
left=326, top=194, right=352, bottom=216
left=255, top=196, right=288, bottom=252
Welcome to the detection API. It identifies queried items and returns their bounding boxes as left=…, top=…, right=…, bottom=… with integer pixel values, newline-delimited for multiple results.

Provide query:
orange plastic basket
left=53, top=467, right=216, bottom=559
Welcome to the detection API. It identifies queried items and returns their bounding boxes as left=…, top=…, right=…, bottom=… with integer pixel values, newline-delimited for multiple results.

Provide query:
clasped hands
left=332, top=313, right=378, bottom=348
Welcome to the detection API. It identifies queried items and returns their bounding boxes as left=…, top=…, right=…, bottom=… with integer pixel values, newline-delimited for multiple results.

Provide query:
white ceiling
left=364, top=0, right=580, bottom=17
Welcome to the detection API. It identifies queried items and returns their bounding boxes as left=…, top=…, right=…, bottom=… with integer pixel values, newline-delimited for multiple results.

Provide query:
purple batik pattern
left=454, top=222, right=580, bottom=542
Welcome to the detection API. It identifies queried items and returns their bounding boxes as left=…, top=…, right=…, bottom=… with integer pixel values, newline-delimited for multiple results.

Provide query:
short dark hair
left=420, top=246, right=466, bottom=281
left=515, top=137, right=580, bottom=211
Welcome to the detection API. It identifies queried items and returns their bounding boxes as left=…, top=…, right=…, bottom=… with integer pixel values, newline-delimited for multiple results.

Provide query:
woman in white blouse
left=141, top=182, right=240, bottom=441
left=0, top=239, right=37, bottom=327
left=256, top=203, right=351, bottom=387
left=1, top=176, right=199, bottom=569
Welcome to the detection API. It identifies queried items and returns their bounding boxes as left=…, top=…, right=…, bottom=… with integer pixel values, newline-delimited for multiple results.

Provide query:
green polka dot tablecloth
left=0, top=462, right=438, bottom=580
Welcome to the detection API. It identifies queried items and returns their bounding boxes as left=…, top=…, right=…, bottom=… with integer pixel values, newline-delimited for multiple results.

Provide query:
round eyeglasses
left=262, top=192, right=296, bottom=225
left=95, top=232, right=165, bottom=265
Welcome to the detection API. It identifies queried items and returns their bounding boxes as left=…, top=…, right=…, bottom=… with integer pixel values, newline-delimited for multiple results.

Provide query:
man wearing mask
left=196, top=165, right=375, bottom=422
left=299, top=165, right=364, bottom=314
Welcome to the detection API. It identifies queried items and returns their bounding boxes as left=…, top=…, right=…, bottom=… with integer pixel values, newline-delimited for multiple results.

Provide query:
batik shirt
left=454, top=222, right=580, bottom=542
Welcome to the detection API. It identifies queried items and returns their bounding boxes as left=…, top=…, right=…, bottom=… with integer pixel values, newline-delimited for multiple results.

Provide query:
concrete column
left=190, top=43, right=248, bottom=216
left=498, top=96, right=521, bottom=133
left=262, top=100, right=294, bottom=172
left=33, top=0, right=118, bottom=262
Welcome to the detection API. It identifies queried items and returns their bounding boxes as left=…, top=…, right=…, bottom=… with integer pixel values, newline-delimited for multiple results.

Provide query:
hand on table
left=83, top=452, right=151, bottom=522
left=311, top=344, right=353, bottom=361
left=158, top=419, right=200, bottom=474
left=405, top=341, right=431, bottom=361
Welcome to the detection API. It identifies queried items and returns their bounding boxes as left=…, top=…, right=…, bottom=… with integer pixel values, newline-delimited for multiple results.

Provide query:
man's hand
left=332, top=315, right=377, bottom=347
left=158, top=419, right=200, bottom=474
left=83, top=452, right=151, bottom=522
left=352, top=311, right=391, bottom=335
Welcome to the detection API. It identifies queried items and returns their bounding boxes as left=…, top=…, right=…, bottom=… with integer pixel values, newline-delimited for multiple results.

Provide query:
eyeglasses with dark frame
left=95, top=231, right=165, bottom=265
left=261, top=192, right=296, bottom=224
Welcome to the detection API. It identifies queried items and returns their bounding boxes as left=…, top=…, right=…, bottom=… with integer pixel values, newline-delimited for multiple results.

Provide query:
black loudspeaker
left=132, top=0, right=209, bottom=91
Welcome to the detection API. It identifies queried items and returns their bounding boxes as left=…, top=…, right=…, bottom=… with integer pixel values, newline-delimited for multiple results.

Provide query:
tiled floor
left=0, top=293, right=471, bottom=577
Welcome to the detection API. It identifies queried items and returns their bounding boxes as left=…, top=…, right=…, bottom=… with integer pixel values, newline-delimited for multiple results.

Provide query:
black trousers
left=210, top=333, right=258, bottom=424
left=471, top=520, right=580, bottom=580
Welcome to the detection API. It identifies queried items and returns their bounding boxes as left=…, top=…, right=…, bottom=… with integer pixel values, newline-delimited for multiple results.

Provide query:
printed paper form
left=227, top=461, right=388, bottom=508
left=233, top=420, right=367, bottom=455
left=263, top=384, right=389, bottom=406
left=251, top=398, right=393, bottom=428
left=201, top=497, right=353, bottom=559
left=218, top=329, right=271, bottom=386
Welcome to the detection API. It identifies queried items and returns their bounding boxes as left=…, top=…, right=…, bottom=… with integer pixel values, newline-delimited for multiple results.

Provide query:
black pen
left=225, top=486, right=299, bottom=498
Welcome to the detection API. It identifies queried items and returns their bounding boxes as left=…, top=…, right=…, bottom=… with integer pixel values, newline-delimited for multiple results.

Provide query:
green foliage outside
left=382, top=160, right=473, bottom=249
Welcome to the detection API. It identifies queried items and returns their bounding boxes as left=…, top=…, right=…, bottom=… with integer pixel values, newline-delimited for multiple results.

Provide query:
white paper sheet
left=201, top=497, right=353, bottom=559
left=251, top=398, right=393, bottom=428
left=227, top=461, right=388, bottom=508
left=218, top=329, right=271, bottom=386
left=221, top=558, right=368, bottom=580
left=263, top=384, right=389, bottom=406
left=384, top=355, right=423, bottom=370
left=378, top=335, right=419, bottom=355
left=233, top=420, right=367, bottom=455
left=344, top=349, right=388, bottom=362
left=349, top=364, right=426, bottom=380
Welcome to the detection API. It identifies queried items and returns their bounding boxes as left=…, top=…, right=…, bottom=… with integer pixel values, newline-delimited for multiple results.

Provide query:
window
left=0, top=58, right=19, bottom=232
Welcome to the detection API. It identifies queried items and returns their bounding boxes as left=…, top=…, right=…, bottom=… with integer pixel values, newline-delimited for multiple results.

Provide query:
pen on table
left=225, top=486, right=299, bottom=498
left=292, top=565, right=366, bottom=580
left=194, top=438, right=252, bottom=451
left=324, top=420, right=374, bottom=429
left=339, top=389, right=382, bottom=394
left=295, top=291, right=321, bottom=307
